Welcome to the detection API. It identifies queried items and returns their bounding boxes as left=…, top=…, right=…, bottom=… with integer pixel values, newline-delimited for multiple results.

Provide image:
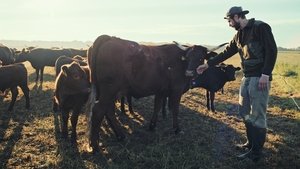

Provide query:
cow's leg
left=40, top=67, right=45, bottom=85
left=90, top=102, right=105, bottom=153
left=206, top=90, right=210, bottom=111
left=120, top=96, right=126, bottom=114
left=8, top=87, right=18, bottom=111
left=20, top=85, right=30, bottom=109
left=149, top=94, right=163, bottom=131
left=168, top=94, right=182, bottom=134
left=52, top=96, right=59, bottom=112
left=70, top=107, right=80, bottom=143
left=60, top=108, right=70, bottom=139
left=161, top=97, right=167, bottom=119
left=211, top=92, right=215, bottom=112
left=105, top=102, right=125, bottom=141
left=35, top=68, right=39, bottom=84
left=127, top=95, right=134, bottom=115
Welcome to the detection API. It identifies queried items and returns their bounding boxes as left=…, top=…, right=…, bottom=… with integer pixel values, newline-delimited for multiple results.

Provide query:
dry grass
left=0, top=52, right=299, bottom=169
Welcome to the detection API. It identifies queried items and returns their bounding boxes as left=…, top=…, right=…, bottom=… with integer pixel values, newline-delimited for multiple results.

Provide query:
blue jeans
left=238, top=77, right=270, bottom=128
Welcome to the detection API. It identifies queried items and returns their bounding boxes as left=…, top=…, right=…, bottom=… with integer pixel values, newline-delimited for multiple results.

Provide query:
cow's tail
left=85, top=83, right=97, bottom=147
left=86, top=35, right=112, bottom=148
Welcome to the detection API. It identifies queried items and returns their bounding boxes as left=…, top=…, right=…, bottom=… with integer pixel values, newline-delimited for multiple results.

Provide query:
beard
left=233, top=21, right=241, bottom=30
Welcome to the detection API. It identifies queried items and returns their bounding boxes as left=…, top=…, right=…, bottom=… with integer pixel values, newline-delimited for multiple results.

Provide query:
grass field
left=0, top=51, right=299, bottom=169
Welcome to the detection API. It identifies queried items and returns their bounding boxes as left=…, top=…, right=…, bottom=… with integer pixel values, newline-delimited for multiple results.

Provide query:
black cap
left=224, top=6, right=249, bottom=19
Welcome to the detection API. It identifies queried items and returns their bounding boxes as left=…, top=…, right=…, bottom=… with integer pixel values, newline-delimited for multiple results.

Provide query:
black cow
left=0, top=63, right=30, bottom=111
left=15, top=48, right=87, bottom=84
left=0, top=44, right=15, bottom=65
left=191, top=64, right=241, bottom=112
left=53, top=62, right=90, bottom=142
left=55, top=55, right=87, bottom=77
left=87, top=35, right=227, bottom=152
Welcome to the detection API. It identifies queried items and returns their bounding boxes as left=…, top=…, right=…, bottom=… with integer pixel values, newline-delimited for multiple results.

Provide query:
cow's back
left=91, top=37, right=185, bottom=98
left=194, top=67, right=227, bottom=92
left=55, top=55, right=87, bottom=76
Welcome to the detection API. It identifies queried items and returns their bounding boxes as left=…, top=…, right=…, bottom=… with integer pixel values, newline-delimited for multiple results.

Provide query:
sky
left=1, top=0, right=300, bottom=48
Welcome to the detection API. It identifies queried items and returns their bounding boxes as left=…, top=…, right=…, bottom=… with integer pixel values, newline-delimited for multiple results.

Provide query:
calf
left=53, top=62, right=90, bottom=142
left=191, top=64, right=241, bottom=112
left=0, top=63, right=30, bottom=111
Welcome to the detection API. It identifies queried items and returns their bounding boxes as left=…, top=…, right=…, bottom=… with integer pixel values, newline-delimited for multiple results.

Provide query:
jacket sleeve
left=207, top=36, right=239, bottom=66
left=258, top=23, right=277, bottom=76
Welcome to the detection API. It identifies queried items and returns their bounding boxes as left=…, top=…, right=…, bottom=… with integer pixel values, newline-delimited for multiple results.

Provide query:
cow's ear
left=61, top=65, right=69, bottom=76
left=21, top=48, right=27, bottom=53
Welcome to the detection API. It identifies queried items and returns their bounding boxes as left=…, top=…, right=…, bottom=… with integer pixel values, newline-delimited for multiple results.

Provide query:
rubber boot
left=237, top=125, right=266, bottom=162
left=236, top=123, right=254, bottom=160
left=248, top=127, right=266, bottom=162
left=236, top=122, right=252, bottom=150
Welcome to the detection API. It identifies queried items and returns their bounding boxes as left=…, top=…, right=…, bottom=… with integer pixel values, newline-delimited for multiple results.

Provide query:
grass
left=0, top=51, right=300, bottom=169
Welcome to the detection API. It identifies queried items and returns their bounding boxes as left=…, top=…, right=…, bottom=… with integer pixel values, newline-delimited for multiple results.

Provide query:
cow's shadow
left=52, top=110, right=88, bottom=169
left=80, top=95, right=245, bottom=168
left=81, top=88, right=300, bottom=168
left=0, top=104, right=30, bottom=168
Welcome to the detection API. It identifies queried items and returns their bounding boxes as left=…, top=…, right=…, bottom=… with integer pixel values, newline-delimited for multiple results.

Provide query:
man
left=197, top=6, right=277, bottom=162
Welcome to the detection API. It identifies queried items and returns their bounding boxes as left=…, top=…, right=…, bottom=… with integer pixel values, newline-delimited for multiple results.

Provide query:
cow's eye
left=73, top=75, right=80, bottom=80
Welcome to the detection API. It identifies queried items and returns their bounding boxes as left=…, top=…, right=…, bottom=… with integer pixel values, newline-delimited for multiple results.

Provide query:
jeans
left=238, top=77, right=270, bottom=128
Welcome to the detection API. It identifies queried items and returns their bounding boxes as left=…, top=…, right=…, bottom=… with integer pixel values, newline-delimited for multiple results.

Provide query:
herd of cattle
left=0, top=35, right=240, bottom=152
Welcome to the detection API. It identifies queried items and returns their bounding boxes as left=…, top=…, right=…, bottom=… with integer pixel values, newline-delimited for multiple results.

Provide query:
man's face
left=227, top=15, right=241, bottom=30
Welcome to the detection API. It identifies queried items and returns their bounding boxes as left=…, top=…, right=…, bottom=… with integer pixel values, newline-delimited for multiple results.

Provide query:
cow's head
left=61, top=61, right=91, bottom=94
left=174, top=41, right=228, bottom=77
left=221, top=64, right=241, bottom=81
left=184, top=45, right=208, bottom=77
left=14, top=48, right=30, bottom=63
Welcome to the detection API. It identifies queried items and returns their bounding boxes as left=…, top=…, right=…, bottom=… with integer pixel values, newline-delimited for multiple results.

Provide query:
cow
left=191, top=64, right=241, bottom=112
left=15, top=48, right=88, bottom=84
left=53, top=62, right=90, bottom=142
left=0, top=44, right=15, bottom=66
left=87, top=35, right=227, bottom=152
left=55, top=55, right=87, bottom=77
left=0, top=63, right=30, bottom=111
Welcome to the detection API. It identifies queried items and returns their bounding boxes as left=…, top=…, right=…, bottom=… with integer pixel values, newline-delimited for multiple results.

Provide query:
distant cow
left=0, top=63, right=30, bottom=111
left=191, top=64, right=241, bottom=112
left=53, top=62, right=90, bottom=142
left=55, top=55, right=87, bottom=77
left=0, top=44, right=15, bottom=65
left=15, top=48, right=87, bottom=84
left=87, top=35, right=227, bottom=152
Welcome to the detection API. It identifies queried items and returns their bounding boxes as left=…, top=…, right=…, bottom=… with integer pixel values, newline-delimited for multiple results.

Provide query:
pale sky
left=1, top=0, right=299, bottom=48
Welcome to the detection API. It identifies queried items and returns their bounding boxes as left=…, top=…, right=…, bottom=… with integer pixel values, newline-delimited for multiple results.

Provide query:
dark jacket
left=207, top=18, right=277, bottom=80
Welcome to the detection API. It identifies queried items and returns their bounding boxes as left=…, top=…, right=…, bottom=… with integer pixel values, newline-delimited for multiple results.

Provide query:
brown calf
left=53, top=62, right=90, bottom=142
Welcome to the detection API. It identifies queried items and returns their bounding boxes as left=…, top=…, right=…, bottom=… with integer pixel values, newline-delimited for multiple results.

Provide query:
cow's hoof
left=116, top=134, right=125, bottom=141
left=174, top=128, right=183, bottom=135
left=71, top=135, right=77, bottom=143
left=71, top=139, right=78, bottom=145
left=92, top=146, right=100, bottom=155
left=53, top=107, right=58, bottom=112
left=61, top=133, right=68, bottom=139
left=149, top=122, right=156, bottom=131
